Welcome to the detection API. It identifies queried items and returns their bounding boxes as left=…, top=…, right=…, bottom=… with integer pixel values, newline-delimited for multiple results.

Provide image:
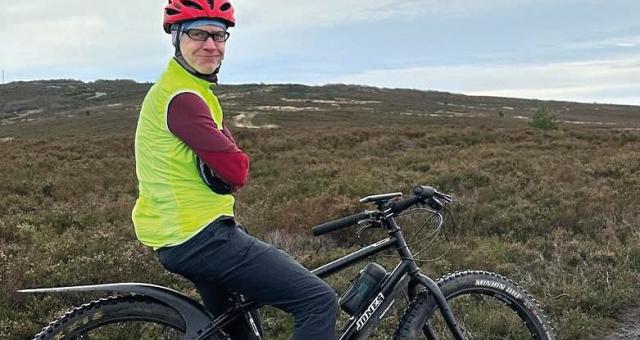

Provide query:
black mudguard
left=19, top=282, right=213, bottom=339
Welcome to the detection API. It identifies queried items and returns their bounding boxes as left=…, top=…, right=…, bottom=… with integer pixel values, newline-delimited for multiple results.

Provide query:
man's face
left=179, top=25, right=227, bottom=74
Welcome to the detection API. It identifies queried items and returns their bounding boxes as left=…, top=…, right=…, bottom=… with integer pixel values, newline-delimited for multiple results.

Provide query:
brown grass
left=1, top=82, right=639, bottom=339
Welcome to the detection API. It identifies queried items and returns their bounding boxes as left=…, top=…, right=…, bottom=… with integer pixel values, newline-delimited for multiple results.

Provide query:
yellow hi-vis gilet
left=132, top=58, right=234, bottom=249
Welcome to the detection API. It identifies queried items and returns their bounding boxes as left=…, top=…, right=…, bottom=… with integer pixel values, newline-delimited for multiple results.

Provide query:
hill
left=1, top=79, right=639, bottom=137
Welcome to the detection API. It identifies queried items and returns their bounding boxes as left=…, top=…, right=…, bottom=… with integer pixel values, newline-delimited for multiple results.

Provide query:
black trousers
left=157, top=218, right=337, bottom=339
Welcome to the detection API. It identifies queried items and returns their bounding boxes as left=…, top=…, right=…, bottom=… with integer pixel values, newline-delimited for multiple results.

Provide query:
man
left=132, top=1, right=337, bottom=338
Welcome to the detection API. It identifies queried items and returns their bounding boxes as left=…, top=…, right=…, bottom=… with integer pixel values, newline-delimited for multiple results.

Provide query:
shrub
left=530, top=105, right=559, bottom=130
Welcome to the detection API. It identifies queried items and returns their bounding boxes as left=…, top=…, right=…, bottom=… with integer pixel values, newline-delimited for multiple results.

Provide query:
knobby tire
left=394, top=270, right=555, bottom=340
left=32, top=295, right=227, bottom=340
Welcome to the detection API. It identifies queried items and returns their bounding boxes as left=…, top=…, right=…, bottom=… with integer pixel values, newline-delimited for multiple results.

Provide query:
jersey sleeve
left=167, top=92, right=249, bottom=190
left=222, top=123, right=237, bottom=144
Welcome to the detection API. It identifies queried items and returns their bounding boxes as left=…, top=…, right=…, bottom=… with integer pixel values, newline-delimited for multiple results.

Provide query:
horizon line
left=1, top=77, right=638, bottom=108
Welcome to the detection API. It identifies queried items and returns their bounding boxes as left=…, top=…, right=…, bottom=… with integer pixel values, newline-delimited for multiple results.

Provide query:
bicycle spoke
left=427, top=294, right=534, bottom=339
left=64, top=321, right=184, bottom=339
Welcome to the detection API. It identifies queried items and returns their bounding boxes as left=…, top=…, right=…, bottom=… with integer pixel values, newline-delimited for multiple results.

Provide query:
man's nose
left=202, top=37, right=218, bottom=50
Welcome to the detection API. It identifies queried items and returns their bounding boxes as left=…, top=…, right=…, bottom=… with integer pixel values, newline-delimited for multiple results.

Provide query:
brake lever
left=355, top=218, right=382, bottom=238
left=427, top=197, right=444, bottom=211
left=434, top=190, right=454, bottom=204
left=355, top=220, right=371, bottom=238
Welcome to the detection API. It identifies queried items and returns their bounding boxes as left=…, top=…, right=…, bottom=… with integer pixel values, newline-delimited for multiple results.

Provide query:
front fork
left=413, top=273, right=465, bottom=340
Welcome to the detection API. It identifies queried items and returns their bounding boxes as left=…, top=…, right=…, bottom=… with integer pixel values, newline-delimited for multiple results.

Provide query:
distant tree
left=529, top=105, right=559, bottom=130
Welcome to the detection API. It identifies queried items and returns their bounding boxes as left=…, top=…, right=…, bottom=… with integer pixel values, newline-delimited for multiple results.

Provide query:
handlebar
left=312, top=211, right=372, bottom=236
left=390, top=195, right=422, bottom=214
left=312, top=185, right=452, bottom=236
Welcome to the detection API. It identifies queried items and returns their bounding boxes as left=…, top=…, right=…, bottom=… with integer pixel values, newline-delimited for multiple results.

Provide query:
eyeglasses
left=184, top=29, right=230, bottom=42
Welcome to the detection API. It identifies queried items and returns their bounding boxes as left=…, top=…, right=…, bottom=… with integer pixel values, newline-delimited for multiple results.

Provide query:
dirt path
left=233, top=112, right=278, bottom=129
left=603, top=306, right=640, bottom=339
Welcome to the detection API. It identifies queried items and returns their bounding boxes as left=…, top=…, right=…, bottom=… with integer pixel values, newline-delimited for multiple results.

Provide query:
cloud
left=232, top=0, right=560, bottom=30
left=565, top=35, right=640, bottom=50
left=325, top=56, right=640, bottom=105
left=1, top=0, right=638, bottom=107
left=3, top=0, right=465, bottom=73
left=2, top=0, right=436, bottom=72
left=235, top=0, right=417, bottom=27
left=0, top=0, right=169, bottom=70
left=0, top=0, right=623, bottom=71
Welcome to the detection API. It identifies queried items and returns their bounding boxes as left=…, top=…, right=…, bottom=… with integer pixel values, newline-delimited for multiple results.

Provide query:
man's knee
left=311, top=282, right=338, bottom=315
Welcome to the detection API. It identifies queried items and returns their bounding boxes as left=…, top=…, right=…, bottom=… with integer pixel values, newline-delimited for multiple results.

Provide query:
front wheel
left=33, top=295, right=228, bottom=339
left=394, top=270, right=555, bottom=339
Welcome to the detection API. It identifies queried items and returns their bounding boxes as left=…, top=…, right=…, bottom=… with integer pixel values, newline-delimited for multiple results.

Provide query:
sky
left=1, top=0, right=640, bottom=105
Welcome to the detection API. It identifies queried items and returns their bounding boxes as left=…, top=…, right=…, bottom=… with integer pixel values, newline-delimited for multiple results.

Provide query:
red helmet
left=163, top=0, right=236, bottom=33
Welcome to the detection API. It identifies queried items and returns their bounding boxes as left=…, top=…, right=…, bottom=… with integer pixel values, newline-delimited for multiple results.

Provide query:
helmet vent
left=183, top=0, right=204, bottom=10
left=165, top=8, right=180, bottom=15
left=220, top=3, right=231, bottom=11
left=207, top=0, right=214, bottom=10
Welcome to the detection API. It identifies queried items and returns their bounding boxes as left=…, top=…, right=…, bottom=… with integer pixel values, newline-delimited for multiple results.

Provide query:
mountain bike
left=20, top=185, right=555, bottom=339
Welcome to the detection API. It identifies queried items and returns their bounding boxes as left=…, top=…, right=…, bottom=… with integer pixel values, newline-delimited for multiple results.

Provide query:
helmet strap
left=173, top=56, right=220, bottom=84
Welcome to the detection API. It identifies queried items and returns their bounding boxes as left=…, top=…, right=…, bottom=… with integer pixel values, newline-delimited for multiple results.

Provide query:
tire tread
left=394, top=270, right=556, bottom=339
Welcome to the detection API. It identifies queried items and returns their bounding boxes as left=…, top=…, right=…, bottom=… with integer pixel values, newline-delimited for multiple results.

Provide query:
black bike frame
left=197, top=216, right=465, bottom=340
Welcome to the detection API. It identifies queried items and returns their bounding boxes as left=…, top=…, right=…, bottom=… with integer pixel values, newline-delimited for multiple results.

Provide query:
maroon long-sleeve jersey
left=167, top=92, right=249, bottom=190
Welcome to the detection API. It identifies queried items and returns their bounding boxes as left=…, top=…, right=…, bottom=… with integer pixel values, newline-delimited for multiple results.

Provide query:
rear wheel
left=394, top=270, right=555, bottom=340
left=33, top=295, right=227, bottom=339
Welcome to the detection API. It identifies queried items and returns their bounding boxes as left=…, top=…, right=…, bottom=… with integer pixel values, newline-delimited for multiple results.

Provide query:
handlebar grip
left=390, top=195, right=422, bottom=214
left=413, top=185, right=435, bottom=198
left=312, top=212, right=370, bottom=236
